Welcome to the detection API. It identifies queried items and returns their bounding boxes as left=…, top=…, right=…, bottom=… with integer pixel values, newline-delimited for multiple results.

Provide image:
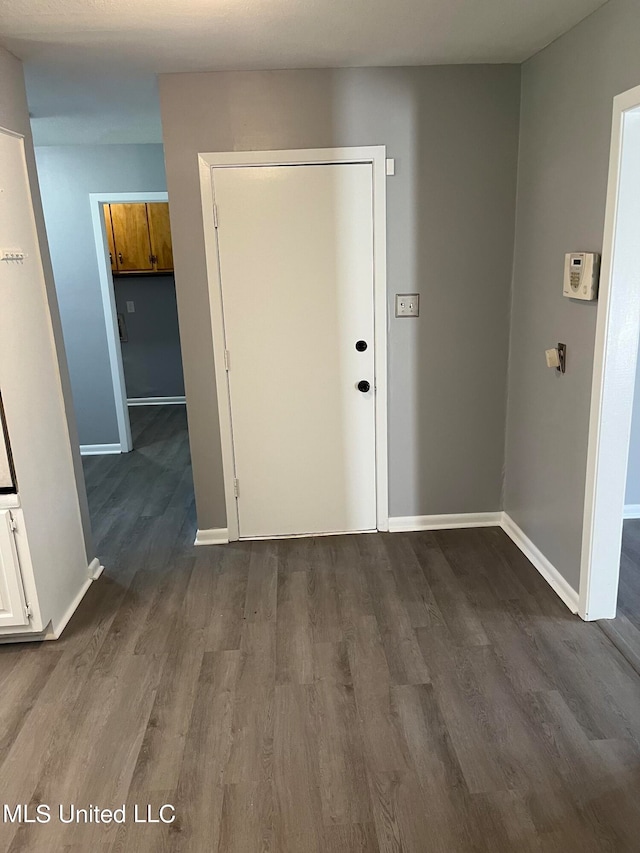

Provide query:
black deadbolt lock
left=355, top=340, right=368, bottom=352
left=357, top=380, right=370, bottom=393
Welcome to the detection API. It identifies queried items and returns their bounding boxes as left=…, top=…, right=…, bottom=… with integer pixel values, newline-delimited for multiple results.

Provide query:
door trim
left=198, top=147, right=389, bottom=542
left=89, top=191, right=169, bottom=453
left=578, top=85, right=640, bottom=620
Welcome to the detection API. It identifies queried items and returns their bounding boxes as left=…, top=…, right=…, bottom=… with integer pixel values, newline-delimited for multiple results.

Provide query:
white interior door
left=213, top=163, right=377, bottom=539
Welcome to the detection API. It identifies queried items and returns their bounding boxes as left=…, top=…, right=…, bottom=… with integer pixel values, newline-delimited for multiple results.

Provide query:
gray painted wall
left=504, top=0, right=640, bottom=591
left=34, top=144, right=167, bottom=445
left=159, top=66, right=521, bottom=531
left=114, top=274, right=185, bottom=399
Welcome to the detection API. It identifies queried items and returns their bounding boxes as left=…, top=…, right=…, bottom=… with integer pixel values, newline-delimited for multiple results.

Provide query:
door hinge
left=24, top=602, right=32, bottom=619
left=233, top=478, right=239, bottom=498
left=224, top=350, right=231, bottom=371
left=8, top=514, right=17, bottom=532
left=213, top=204, right=219, bottom=228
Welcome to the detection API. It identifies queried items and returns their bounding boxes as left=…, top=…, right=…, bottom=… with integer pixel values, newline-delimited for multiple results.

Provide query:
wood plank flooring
left=2, top=405, right=640, bottom=850
left=599, top=518, right=640, bottom=675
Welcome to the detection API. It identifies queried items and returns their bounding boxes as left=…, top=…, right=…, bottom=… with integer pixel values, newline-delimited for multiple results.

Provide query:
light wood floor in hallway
left=2, top=405, right=640, bottom=851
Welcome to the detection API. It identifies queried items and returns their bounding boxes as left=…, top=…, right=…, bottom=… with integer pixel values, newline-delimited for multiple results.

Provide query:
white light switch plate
left=126, top=301, right=135, bottom=313
left=545, top=348, right=560, bottom=368
left=395, top=293, right=419, bottom=317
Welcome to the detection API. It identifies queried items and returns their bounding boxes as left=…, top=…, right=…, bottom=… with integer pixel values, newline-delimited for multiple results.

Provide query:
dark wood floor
left=599, top=519, right=640, bottom=675
left=2, top=405, right=640, bottom=850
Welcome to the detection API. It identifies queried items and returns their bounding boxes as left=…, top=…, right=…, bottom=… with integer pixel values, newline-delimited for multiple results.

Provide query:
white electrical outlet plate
left=395, top=293, right=419, bottom=317
left=126, top=301, right=135, bottom=313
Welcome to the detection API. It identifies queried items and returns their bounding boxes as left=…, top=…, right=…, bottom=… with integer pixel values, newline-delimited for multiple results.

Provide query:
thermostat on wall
left=563, top=252, right=600, bottom=301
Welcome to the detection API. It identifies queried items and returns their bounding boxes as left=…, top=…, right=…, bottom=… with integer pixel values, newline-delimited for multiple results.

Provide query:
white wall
left=0, top=46, right=94, bottom=629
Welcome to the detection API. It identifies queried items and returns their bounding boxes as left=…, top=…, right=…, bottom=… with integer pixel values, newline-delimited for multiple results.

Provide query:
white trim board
left=80, top=443, right=122, bottom=456
left=501, top=513, right=579, bottom=614
left=194, top=528, right=229, bottom=546
left=89, top=191, right=169, bottom=455
left=198, top=146, right=389, bottom=543
left=579, top=85, right=640, bottom=621
left=127, top=396, right=186, bottom=406
left=47, top=578, right=92, bottom=639
left=624, top=504, right=640, bottom=519
left=88, top=557, right=104, bottom=579
left=389, top=513, right=502, bottom=532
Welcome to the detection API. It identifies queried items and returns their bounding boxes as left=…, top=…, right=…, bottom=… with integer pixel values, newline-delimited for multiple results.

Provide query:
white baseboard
left=48, top=570, right=98, bottom=640
left=194, top=527, right=229, bottom=546
left=624, top=504, right=640, bottom=519
left=88, top=557, right=104, bottom=580
left=500, top=513, right=579, bottom=614
left=388, top=510, right=579, bottom=616
left=388, top=512, right=503, bottom=532
left=127, top=396, right=186, bottom=406
left=80, top=443, right=122, bottom=456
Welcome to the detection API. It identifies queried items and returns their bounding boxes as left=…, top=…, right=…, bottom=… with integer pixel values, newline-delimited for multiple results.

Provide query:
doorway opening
left=580, top=84, right=640, bottom=626
left=82, top=191, right=194, bottom=559
left=89, top=191, right=186, bottom=452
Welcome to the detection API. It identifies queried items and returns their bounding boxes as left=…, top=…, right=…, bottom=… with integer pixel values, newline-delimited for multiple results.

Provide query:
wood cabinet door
left=103, top=205, right=117, bottom=272
left=110, top=203, right=153, bottom=272
left=147, top=202, right=174, bottom=271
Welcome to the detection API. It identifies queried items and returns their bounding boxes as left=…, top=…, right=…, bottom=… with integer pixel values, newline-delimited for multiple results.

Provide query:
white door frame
left=198, top=147, right=389, bottom=543
left=89, top=191, right=169, bottom=453
left=579, top=84, right=640, bottom=620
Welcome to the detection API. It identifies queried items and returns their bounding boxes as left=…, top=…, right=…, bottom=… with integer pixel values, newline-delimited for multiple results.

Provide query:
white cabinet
left=0, top=125, right=92, bottom=642
left=0, top=510, right=29, bottom=628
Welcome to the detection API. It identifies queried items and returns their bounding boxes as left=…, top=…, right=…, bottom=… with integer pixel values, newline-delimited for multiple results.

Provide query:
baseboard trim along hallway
left=499, top=513, right=579, bottom=613
left=79, top=443, right=122, bottom=456
left=195, top=512, right=579, bottom=614
left=194, top=527, right=229, bottom=545
left=388, top=512, right=503, bottom=532
left=624, top=504, right=640, bottom=519
left=388, top=511, right=579, bottom=614
left=127, top=396, right=187, bottom=406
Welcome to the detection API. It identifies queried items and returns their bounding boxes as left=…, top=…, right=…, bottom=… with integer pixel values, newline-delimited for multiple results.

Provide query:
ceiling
left=0, top=0, right=609, bottom=145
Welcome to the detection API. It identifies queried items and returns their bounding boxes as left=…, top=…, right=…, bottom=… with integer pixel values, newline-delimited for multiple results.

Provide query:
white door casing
left=579, top=87, right=640, bottom=620
left=89, top=191, right=170, bottom=454
left=199, top=148, right=388, bottom=542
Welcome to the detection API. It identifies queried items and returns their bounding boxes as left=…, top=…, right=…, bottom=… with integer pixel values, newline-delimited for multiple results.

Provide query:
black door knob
left=355, top=340, right=368, bottom=352
left=357, top=380, right=370, bottom=393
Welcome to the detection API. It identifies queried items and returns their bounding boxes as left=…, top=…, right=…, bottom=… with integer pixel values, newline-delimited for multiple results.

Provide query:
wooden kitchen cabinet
left=147, top=203, right=174, bottom=271
left=105, top=209, right=117, bottom=272
left=103, top=202, right=174, bottom=275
